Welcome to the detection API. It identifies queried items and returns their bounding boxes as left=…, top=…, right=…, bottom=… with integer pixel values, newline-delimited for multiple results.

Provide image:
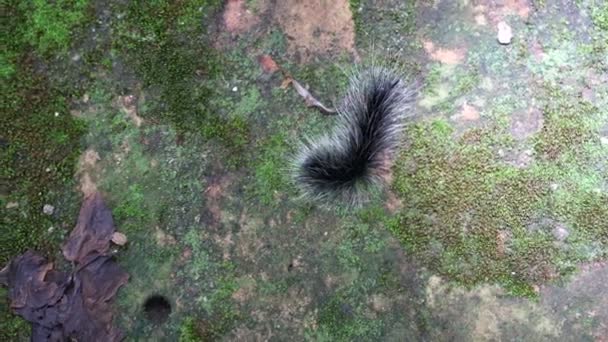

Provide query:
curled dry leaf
left=280, top=69, right=337, bottom=115
left=269, top=57, right=336, bottom=115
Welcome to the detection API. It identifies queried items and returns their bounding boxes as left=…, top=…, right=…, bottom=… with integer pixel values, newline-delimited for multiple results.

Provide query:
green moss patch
left=314, top=290, right=383, bottom=341
left=350, top=0, right=419, bottom=51
left=0, top=287, right=31, bottom=341
left=0, top=2, right=95, bottom=339
left=250, top=133, right=293, bottom=205
left=1, top=0, right=91, bottom=78
left=21, top=0, right=90, bottom=55
left=390, top=97, right=607, bottom=296
left=0, top=67, right=86, bottom=265
left=592, top=3, right=608, bottom=31
left=112, top=0, right=250, bottom=158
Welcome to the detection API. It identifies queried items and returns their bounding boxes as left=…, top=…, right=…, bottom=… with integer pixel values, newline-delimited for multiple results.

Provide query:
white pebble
left=43, top=204, right=55, bottom=215
left=497, top=21, right=513, bottom=45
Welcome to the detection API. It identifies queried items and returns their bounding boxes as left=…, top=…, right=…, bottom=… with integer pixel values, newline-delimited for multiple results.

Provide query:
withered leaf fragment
left=1, top=193, right=129, bottom=342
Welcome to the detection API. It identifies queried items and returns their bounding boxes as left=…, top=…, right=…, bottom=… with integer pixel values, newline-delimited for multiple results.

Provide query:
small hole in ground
left=143, top=295, right=171, bottom=324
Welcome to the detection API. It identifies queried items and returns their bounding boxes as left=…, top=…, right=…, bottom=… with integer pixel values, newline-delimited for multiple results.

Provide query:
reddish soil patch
left=510, top=107, right=544, bottom=140
left=117, top=94, right=143, bottom=127
left=223, top=0, right=260, bottom=34
left=385, top=191, right=403, bottom=214
left=423, top=40, right=467, bottom=65
left=77, top=149, right=101, bottom=197
left=274, top=0, right=356, bottom=62
left=258, top=54, right=279, bottom=74
left=529, top=39, right=545, bottom=62
left=473, top=0, right=532, bottom=26
left=203, top=175, right=234, bottom=228
left=452, top=102, right=481, bottom=122
left=219, top=0, right=356, bottom=62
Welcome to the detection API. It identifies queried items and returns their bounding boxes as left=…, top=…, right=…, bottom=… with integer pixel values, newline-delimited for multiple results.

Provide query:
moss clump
left=390, top=101, right=607, bottom=296
left=317, top=294, right=356, bottom=340
left=534, top=99, right=597, bottom=161
left=251, top=133, right=292, bottom=205
left=1, top=4, right=89, bottom=338
left=1, top=0, right=91, bottom=78
left=178, top=311, right=239, bottom=342
left=350, top=0, right=419, bottom=50
left=349, top=0, right=363, bottom=35
left=112, top=0, right=249, bottom=157
left=112, top=183, right=147, bottom=224
left=21, top=0, right=90, bottom=55
left=179, top=317, right=204, bottom=342
left=0, top=65, right=86, bottom=264
left=566, top=192, right=608, bottom=244
left=592, top=3, right=608, bottom=31
left=420, top=64, right=480, bottom=113
left=314, top=290, right=383, bottom=341
left=0, top=287, right=31, bottom=341
left=203, top=276, right=240, bottom=340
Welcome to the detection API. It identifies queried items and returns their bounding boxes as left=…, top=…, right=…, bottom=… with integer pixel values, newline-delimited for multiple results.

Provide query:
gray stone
left=552, top=224, right=570, bottom=241
left=43, top=204, right=55, bottom=215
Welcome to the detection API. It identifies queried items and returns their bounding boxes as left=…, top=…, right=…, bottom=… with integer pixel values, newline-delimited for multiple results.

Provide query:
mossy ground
left=0, top=1, right=95, bottom=339
left=2, top=0, right=608, bottom=341
left=386, top=0, right=607, bottom=300
left=390, top=102, right=606, bottom=296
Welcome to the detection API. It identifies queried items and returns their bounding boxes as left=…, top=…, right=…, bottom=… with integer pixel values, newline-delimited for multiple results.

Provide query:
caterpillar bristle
left=293, top=66, right=417, bottom=207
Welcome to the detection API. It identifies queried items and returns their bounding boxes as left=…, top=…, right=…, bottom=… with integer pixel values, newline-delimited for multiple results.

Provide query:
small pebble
left=43, top=204, right=55, bottom=215
left=232, top=86, right=238, bottom=92
left=111, top=232, right=128, bottom=246
left=497, top=21, right=513, bottom=45
left=552, top=225, right=570, bottom=241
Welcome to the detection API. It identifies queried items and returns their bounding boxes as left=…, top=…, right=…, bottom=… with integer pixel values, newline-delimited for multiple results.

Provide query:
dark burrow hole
left=143, top=295, right=171, bottom=324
